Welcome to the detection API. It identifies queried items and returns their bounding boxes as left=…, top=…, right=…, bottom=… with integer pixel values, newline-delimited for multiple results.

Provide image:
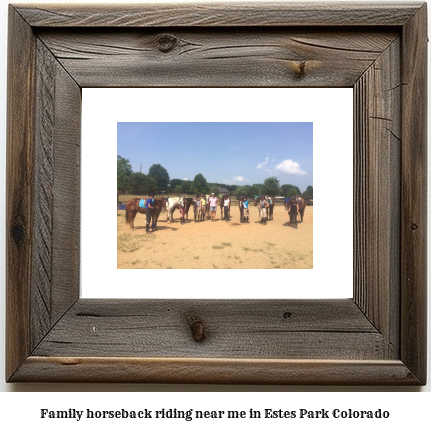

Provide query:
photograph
left=2, top=0, right=427, bottom=392
left=117, top=122, right=313, bottom=270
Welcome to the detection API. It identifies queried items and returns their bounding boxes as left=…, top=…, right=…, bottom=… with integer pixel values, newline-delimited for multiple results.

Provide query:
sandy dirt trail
left=117, top=205, right=313, bottom=269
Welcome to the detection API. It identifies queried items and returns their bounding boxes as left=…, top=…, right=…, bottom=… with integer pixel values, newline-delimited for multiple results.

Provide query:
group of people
left=192, top=192, right=230, bottom=222
left=143, top=192, right=300, bottom=232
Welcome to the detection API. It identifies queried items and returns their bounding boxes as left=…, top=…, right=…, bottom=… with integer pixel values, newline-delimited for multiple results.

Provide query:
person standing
left=223, top=194, right=230, bottom=221
left=243, top=196, right=250, bottom=223
left=145, top=193, right=155, bottom=233
left=260, top=197, right=269, bottom=225
left=200, top=194, right=206, bottom=221
left=195, top=195, right=201, bottom=222
left=289, top=197, right=299, bottom=229
left=208, top=192, right=218, bottom=221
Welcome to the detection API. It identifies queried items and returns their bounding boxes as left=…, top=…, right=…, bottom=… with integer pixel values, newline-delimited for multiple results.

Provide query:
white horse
left=166, top=197, right=183, bottom=222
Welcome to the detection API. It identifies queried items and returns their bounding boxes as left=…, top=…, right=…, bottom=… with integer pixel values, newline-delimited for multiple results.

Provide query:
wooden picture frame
left=6, top=2, right=427, bottom=385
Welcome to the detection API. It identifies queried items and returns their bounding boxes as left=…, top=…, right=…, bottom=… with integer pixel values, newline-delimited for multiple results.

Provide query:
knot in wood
left=186, top=315, right=206, bottom=342
left=157, top=34, right=178, bottom=53
left=294, top=61, right=307, bottom=78
left=11, top=222, right=26, bottom=246
left=411, top=223, right=418, bottom=231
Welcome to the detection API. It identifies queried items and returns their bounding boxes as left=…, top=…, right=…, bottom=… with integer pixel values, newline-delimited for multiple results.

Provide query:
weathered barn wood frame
left=6, top=2, right=427, bottom=384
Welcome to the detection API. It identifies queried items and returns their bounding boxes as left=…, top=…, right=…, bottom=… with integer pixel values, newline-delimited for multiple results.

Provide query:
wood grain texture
left=14, top=2, right=424, bottom=27
left=12, top=357, right=420, bottom=385
left=37, top=29, right=398, bottom=88
left=6, top=7, right=36, bottom=381
left=31, top=38, right=81, bottom=351
left=32, top=299, right=383, bottom=360
left=353, top=38, right=401, bottom=358
left=400, top=3, right=428, bottom=384
left=6, top=2, right=427, bottom=385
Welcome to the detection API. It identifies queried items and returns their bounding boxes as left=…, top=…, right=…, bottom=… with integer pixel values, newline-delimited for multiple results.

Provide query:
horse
left=166, top=199, right=181, bottom=222
left=284, top=196, right=306, bottom=224
left=125, top=197, right=166, bottom=230
left=254, top=195, right=274, bottom=220
left=183, top=197, right=197, bottom=222
left=219, top=195, right=231, bottom=220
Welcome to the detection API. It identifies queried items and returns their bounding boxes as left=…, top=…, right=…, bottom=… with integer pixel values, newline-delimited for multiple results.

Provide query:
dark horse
left=254, top=195, right=274, bottom=220
left=183, top=197, right=197, bottom=222
left=284, top=196, right=306, bottom=224
left=125, top=197, right=166, bottom=230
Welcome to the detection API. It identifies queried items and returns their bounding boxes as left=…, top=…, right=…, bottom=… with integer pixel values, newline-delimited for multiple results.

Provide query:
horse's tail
left=125, top=203, right=132, bottom=225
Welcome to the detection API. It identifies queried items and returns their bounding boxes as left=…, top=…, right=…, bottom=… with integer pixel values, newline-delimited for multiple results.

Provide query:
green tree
left=302, top=191, right=312, bottom=202
left=180, top=180, right=192, bottom=194
left=127, top=172, right=146, bottom=195
left=233, top=185, right=250, bottom=198
left=173, top=185, right=183, bottom=194
left=210, top=186, right=220, bottom=196
left=142, top=176, right=158, bottom=195
left=191, top=173, right=209, bottom=195
left=117, top=155, right=132, bottom=193
left=169, top=178, right=182, bottom=192
left=262, top=177, right=280, bottom=197
left=281, top=183, right=301, bottom=197
left=248, top=184, right=261, bottom=198
left=148, top=164, right=170, bottom=193
left=303, top=185, right=313, bottom=200
left=226, top=184, right=237, bottom=192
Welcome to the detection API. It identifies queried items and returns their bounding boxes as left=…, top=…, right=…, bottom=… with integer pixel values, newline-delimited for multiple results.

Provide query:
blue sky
left=117, top=122, right=313, bottom=193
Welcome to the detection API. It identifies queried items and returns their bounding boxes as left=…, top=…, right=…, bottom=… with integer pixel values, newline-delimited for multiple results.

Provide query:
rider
left=145, top=193, right=155, bottom=233
left=195, top=194, right=201, bottom=221
left=209, top=192, right=218, bottom=221
left=200, top=194, right=206, bottom=221
left=289, top=197, right=299, bottom=229
left=243, top=196, right=250, bottom=222
left=260, top=197, right=269, bottom=225
left=223, top=194, right=231, bottom=221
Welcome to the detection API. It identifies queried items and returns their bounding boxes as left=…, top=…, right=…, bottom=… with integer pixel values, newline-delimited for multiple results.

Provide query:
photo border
left=6, top=2, right=427, bottom=384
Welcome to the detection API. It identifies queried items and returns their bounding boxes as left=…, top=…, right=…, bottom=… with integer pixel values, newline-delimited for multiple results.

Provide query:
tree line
left=118, top=155, right=313, bottom=201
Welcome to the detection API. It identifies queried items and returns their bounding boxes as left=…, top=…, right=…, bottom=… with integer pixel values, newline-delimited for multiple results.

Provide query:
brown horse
left=183, top=198, right=197, bottom=222
left=285, top=196, right=306, bottom=224
left=254, top=196, right=274, bottom=220
left=125, top=197, right=166, bottom=230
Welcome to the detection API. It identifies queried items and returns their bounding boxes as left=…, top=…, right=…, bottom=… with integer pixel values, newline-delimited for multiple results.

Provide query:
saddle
left=139, top=199, right=147, bottom=208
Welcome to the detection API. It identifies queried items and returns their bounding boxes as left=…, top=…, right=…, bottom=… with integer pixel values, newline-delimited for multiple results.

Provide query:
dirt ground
left=117, top=205, right=312, bottom=269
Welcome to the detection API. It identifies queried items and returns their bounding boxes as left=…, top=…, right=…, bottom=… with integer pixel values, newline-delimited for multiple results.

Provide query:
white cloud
left=256, top=157, right=269, bottom=169
left=233, top=176, right=245, bottom=182
left=183, top=177, right=188, bottom=181
left=275, top=159, right=307, bottom=176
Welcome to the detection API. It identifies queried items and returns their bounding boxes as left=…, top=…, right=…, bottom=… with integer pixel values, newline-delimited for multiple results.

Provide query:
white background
left=0, top=0, right=429, bottom=421
left=82, top=87, right=353, bottom=299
